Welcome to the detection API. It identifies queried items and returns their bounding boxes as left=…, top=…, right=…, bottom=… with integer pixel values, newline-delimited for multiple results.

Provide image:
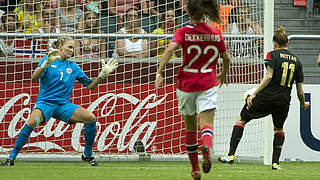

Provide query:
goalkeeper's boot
left=201, top=145, right=212, bottom=173
left=1, top=158, right=14, bottom=166
left=218, top=154, right=234, bottom=164
left=81, top=154, right=98, bottom=166
left=271, top=163, right=283, bottom=171
left=191, top=170, right=201, bottom=180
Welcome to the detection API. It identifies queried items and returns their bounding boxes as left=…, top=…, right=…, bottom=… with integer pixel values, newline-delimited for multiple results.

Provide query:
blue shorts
left=33, top=101, right=80, bottom=124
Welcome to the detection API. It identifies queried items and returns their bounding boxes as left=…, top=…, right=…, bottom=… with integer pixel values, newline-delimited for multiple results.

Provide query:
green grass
left=0, top=161, right=319, bottom=180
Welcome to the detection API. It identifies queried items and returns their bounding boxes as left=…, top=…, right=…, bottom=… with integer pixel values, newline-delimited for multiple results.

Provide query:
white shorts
left=176, top=86, right=218, bottom=116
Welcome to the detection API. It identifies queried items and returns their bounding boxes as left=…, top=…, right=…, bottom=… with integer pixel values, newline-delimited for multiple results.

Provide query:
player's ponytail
left=202, top=0, right=221, bottom=23
left=273, top=26, right=288, bottom=48
left=187, top=0, right=221, bottom=23
left=52, top=36, right=74, bottom=49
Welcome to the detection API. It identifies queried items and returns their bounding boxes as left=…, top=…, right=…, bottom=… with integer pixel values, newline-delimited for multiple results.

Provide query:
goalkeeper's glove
left=41, top=49, right=61, bottom=69
left=98, top=58, right=118, bottom=80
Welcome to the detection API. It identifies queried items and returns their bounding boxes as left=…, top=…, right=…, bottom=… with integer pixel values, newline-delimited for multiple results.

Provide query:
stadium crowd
left=0, top=0, right=262, bottom=58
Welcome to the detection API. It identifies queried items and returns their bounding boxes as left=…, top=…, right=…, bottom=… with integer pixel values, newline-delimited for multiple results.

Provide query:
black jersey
left=259, top=49, right=304, bottom=103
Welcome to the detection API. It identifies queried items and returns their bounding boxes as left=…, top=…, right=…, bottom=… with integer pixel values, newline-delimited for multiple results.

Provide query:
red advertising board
left=0, top=56, right=263, bottom=155
left=0, top=83, right=187, bottom=154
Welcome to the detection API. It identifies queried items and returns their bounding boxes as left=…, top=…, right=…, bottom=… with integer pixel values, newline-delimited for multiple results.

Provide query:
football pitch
left=0, top=161, right=319, bottom=180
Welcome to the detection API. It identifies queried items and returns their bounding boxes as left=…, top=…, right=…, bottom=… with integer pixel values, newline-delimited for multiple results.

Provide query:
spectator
left=42, top=0, right=54, bottom=9
left=14, top=0, right=42, bottom=33
left=108, top=0, right=148, bottom=17
left=37, top=8, right=60, bottom=34
left=78, top=0, right=101, bottom=13
left=150, top=9, right=180, bottom=58
left=0, top=9, right=4, bottom=29
left=52, top=0, right=59, bottom=8
left=75, top=11, right=106, bottom=58
left=225, top=4, right=263, bottom=58
left=57, top=0, right=84, bottom=33
left=35, top=8, right=61, bottom=51
left=146, top=0, right=183, bottom=20
left=0, top=0, right=5, bottom=12
left=100, top=0, right=108, bottom=13
left=0, top=12, right=18, bottom=57
left=0, top=0, right=18, bottom=13
left=211, top=0, right=242, bottom=33
left=114, top=8, right=149, bottom=58
left=317, top=54, right=320, bottom=66
left=179, top=0, right=187, bottom=14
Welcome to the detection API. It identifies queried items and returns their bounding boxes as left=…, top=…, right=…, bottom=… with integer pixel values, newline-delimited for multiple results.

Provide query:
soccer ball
left=133, top=140, right=145, bottom=153
left=243, top=88, right=257, bottom=102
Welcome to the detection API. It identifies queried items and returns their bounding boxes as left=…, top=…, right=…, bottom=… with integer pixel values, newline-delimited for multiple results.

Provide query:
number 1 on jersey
left=280, top=62, right=295, bottom=87
left=60, top=72, right=63, bottom=80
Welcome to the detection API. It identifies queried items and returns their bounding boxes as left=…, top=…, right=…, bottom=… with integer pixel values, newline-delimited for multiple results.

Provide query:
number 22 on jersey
left=280, top=62, right=295, bottom=87
left=183, top=45, right=219, bottom=73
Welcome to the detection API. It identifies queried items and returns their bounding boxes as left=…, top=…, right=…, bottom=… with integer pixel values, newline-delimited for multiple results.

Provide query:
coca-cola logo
left=0, top=92, right=167, bottom=153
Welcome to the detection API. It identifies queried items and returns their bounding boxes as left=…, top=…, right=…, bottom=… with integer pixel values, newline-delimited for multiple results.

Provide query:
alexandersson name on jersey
left=185, top=33, right=221, bottom=42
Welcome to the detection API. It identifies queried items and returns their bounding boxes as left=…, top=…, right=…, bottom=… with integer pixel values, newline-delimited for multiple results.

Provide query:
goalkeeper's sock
left=84, top=121, right=97, bottom=158
left=185, top=130, right=200, bottom=171
left=228, top=124, right=244, bottom=156
left=9, top=124, right=34, bottom=160
left=201, top=125, right=213, bottom=148
left=272, top=132, right=285, bottom=164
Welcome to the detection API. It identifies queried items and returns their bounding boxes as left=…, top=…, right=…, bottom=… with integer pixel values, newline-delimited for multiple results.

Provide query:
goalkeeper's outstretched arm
left=31, top=49, right=60, bottom=81
left=31, top=66, right=45, bottom=82
left=86, top=58, right=118, bottom=90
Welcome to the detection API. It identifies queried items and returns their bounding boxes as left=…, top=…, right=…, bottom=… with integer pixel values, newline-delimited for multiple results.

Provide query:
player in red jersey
left=218, top=26, right=310, bottom=170
left=155, top=0, right=230, bottom=179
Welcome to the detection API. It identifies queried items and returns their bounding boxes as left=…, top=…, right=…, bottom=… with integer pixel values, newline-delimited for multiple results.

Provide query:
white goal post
left=0, top=0, right=273, bottom=164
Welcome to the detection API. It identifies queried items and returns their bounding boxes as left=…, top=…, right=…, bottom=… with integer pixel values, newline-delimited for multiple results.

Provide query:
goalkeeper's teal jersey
left=36, top=56, right=93, bottom=105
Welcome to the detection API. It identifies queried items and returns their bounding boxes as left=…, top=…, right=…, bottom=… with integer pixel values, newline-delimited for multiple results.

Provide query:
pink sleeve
left=172, top=29, right=184, bottom=46
left=218, top=31, right=227, bottom=52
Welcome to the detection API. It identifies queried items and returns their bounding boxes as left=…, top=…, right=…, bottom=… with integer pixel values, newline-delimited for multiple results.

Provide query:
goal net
left=0, top=0, right=271, bottom=163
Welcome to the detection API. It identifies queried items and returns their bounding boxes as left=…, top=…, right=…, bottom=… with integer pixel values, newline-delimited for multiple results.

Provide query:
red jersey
left=172, top=22, right=227, bottom=92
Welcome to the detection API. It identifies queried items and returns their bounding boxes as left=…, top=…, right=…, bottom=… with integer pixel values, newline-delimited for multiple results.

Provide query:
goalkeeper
left=1, top=36, right=118, bottom=166
left=218, top=26, right=309, bottom=170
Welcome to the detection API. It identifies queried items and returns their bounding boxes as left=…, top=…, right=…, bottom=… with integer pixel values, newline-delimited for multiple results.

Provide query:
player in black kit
left=218, top=26, right=310, bottom=170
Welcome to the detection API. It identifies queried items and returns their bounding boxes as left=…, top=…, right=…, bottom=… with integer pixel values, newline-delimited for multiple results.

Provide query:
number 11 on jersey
left=280, top=62, right=295, bottom=87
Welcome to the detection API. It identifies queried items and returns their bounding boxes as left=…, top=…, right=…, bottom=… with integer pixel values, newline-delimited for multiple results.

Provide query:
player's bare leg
left=199, top=109, right=214, bottom=173
left=183, top=114, right=201, bottom=180
left=218, top=117, right=247, bottom=164
left=70, top=107, right=98, bottom=166
left=271, top=127, right=284, bottom=170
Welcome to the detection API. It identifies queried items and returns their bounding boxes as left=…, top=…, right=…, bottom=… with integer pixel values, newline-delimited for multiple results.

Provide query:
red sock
left=201, top=125, right=213, bottom=148
left=185, top=130, right=200, bottom=171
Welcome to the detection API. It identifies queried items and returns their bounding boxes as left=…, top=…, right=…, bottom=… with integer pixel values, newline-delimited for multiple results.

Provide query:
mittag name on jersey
left=185, top=33, right=221, bottom=42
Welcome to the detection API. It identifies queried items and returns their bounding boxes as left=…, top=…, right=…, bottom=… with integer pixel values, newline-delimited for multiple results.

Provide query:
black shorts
left=240, top=95, right=290, bottom=129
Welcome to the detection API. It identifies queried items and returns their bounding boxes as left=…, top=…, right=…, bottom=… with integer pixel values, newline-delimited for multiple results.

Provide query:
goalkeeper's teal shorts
left=32, top=101, right=79, bottom=124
